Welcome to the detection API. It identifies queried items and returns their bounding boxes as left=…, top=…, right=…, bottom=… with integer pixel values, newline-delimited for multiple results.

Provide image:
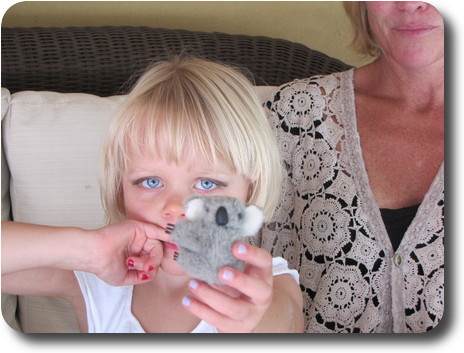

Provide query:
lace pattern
left=256, top=69, right=444, bottom=333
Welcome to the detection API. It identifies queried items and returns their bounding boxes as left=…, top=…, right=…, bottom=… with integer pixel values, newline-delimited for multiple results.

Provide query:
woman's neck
left=357, top=56, right=444, bottom=111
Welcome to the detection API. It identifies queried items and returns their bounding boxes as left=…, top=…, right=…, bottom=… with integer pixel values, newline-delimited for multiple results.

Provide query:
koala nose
left=215, top=206, right=228, bottom=226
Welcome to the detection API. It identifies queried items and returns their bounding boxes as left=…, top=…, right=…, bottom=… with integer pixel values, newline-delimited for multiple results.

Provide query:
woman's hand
left=90, top=220, right=170, bottom=286
left=181, top=242, right=275, bottom=333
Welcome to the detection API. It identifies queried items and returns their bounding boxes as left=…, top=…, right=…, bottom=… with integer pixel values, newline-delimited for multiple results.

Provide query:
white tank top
left=75, top=257, right=299, bottom=333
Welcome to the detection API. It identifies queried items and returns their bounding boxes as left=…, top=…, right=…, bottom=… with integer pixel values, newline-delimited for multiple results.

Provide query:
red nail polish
left=148, top=265, right=154, bottom=272
left=127, top=259, right=134, bottom=267
left=141, top=274, right=148, bottom=280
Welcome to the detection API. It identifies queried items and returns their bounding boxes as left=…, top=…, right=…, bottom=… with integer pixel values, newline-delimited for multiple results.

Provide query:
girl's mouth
left=164, top=241, right=180, bottom=252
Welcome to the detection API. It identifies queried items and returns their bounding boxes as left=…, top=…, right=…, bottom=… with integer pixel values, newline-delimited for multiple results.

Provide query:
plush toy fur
left=171, top=195, right=264, bottom=285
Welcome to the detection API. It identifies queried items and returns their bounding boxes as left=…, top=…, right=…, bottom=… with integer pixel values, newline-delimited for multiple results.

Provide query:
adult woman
left=256, top=1, right=444, bottom=333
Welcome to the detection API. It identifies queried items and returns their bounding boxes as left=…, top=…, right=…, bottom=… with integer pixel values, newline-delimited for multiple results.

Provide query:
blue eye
left=196, top=179, right=217, bottom=191
left=141, top=177, right=162, bottom=189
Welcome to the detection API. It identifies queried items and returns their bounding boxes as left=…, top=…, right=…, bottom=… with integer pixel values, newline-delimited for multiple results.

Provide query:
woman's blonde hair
left=343, top=1, right=381, bottom=57
left=101, top=56, right=281, bottom=223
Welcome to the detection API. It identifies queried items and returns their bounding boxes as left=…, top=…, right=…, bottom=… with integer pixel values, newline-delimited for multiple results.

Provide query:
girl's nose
left=162, top=192, right=186, bottom=222
left=397, top=2, right=428, bottom=13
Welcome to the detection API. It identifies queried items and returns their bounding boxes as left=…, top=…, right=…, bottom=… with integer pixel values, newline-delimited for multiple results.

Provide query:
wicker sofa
left=1, top=26, right=351, bottom=333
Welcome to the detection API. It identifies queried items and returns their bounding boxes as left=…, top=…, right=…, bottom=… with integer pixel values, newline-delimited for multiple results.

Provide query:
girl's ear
left=242, top=205, right=264, bottom=235
left=185, top=197, right=206, bottom=220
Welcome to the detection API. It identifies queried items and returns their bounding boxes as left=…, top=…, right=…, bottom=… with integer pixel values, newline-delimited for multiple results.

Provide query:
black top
left=380, top=204, right=420, bottom=252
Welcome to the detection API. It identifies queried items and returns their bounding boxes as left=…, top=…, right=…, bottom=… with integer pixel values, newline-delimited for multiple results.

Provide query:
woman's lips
left=394, top=24, right=436, bottom=35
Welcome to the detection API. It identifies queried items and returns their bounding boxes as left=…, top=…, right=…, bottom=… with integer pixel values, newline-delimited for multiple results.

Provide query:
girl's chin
left=161, top=242, right=188, bottom=276
left=160, top=257, right=188, bottom=277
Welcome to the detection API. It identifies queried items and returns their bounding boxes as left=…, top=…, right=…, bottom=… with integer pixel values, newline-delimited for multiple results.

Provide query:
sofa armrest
left=1, top=87, right=21, bottom=332
left=2, top=88, right=12, bottom=222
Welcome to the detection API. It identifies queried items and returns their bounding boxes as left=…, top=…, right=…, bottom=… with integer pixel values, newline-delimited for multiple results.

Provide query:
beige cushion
left=2, top=88, right=12, bottom=222
left=2, top=91, right=126, bottom=332
left=1, top=86, right=276, bottom=332
left=3, top=91, right=126, bottom=229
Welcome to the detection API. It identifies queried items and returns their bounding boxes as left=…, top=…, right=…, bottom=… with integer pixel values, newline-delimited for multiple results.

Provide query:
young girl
left=2, top=56, right=303, bottom=333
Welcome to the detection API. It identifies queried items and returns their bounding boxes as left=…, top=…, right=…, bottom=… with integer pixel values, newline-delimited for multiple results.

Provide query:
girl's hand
left=90, top=220, right=170, bottom=286
left=181, top=242, right=274, bottom=333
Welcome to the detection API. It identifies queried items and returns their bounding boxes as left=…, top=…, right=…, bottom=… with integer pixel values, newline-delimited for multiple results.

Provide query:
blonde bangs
left=121, top=81, right=240, bottom=173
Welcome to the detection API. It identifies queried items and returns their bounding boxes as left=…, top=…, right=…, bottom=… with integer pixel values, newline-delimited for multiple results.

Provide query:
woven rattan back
left=1, top=26, right=351, bottom=96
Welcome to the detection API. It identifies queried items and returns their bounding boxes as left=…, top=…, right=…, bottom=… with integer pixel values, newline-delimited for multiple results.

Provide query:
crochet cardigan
left=254, top=69, right=444, bottom=333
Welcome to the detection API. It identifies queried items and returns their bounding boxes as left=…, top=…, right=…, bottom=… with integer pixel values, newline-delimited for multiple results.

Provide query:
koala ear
left=242, top=205, right=264, bottom=235
left=185, top=197, right=206, bottom=220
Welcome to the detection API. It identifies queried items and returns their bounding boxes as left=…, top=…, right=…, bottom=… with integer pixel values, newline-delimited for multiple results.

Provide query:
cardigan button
left=394, top=254, right=403, bottom=267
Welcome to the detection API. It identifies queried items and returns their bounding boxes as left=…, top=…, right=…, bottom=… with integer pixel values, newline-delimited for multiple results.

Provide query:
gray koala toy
left=170, top=195, right=264, bottom=285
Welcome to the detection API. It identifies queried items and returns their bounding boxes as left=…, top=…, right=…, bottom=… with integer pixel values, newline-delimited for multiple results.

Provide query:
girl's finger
left=187, top=279, right=251, bottom=321
left=232, top=242, right=273, bottom=279
left=218, top=267, right=273, bottom=306
left=184, top=279, right=250, bottom=322
left=209, top=282, right=241, bottom=298
left=181, top=295, right=239, bottom=332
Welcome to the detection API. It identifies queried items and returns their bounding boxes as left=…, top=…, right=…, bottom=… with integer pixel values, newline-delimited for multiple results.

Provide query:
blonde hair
left=101, top=56, right=281, bottom=223
left=343, top=1, right=381, bottom=57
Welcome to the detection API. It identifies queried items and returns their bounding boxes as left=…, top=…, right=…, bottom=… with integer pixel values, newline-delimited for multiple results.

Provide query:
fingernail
left=148, top=265, right=154, bottom=272
left=141, top=274, right=148, bottom=280
left=222, top=270, right=233, bottom=281
left=237, top=243, right=247, bottom=254
left=182, top=296, right=191, bottom=307
left=127, top=259, right=134, bottom=267
left=189, top=279, right=199, bottom=289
